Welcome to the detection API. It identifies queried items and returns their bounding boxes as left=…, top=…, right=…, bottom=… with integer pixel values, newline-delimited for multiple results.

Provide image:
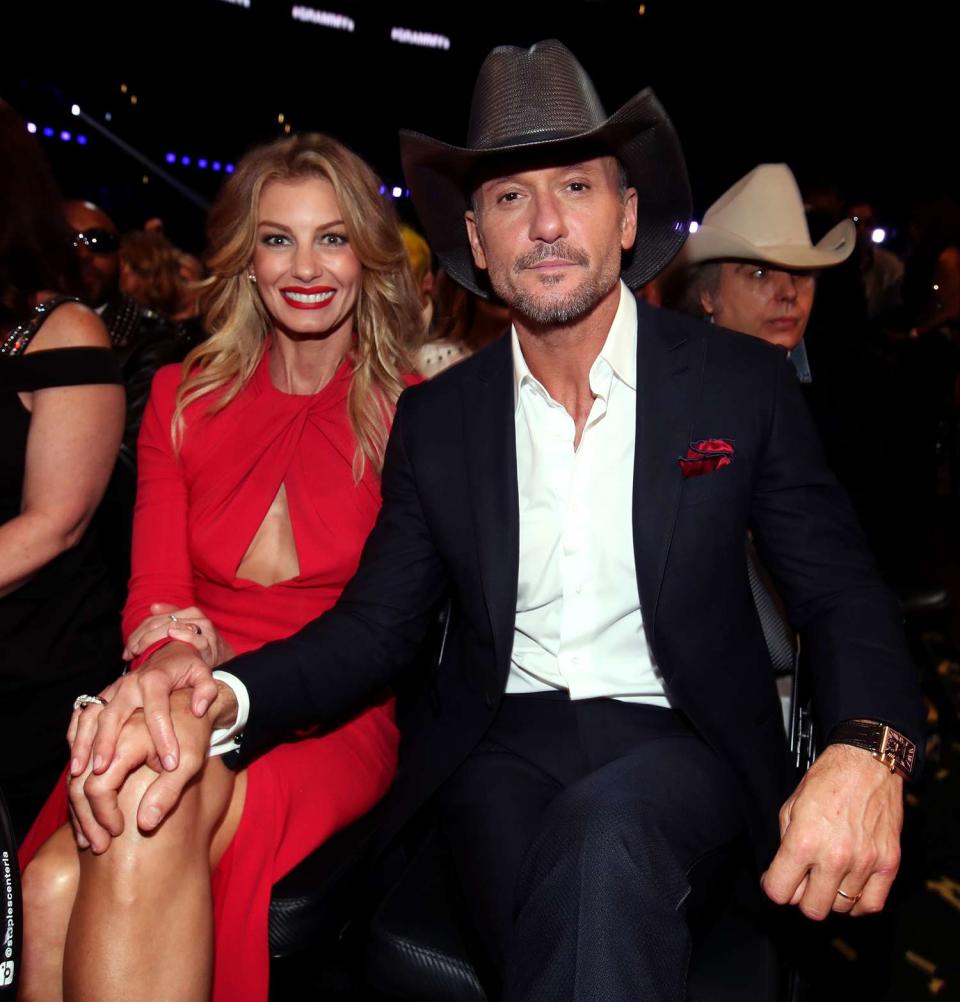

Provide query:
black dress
left=0, top=298, right=123, bottom=841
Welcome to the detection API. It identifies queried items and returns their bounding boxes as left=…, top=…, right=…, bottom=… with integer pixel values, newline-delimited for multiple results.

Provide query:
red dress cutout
left=21, top=354, right=404, bottom=1001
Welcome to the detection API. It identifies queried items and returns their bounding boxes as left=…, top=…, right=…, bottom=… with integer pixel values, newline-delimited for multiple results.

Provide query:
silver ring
left=73, top=694, right=108, bottom=711
left=169, top=613, right=179, bottom=623
left=836, top=887, right=862, bottom=903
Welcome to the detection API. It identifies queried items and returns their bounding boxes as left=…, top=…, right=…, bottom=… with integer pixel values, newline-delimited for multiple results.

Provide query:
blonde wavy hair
left=174, top=133, right=422, bottom=478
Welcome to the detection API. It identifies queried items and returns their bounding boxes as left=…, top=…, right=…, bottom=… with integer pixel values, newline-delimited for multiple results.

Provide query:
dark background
left=3, top=0, right=953, bottom=253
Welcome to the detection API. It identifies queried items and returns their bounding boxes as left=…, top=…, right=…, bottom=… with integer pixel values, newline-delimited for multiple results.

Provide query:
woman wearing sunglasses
left=0, top=101, right=124, bottom=840
left=19, top=133, right=422, bottom=1002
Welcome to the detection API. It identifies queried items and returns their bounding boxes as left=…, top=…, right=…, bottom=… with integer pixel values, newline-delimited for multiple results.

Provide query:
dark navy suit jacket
left=228, top=301, right=923, bottom=864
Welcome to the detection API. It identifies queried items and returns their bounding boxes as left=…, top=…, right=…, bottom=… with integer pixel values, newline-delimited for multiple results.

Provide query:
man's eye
left=750, top=268, right=767, bottom=280
left=498, top=191, right=521, bottom=204
left=567, top=181, right=588, bottom=192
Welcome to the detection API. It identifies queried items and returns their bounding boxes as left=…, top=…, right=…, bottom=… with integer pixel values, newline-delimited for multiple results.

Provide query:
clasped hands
left=69, top=609, right=906, bottom=920
left=67, top=603, right=238, bottom=853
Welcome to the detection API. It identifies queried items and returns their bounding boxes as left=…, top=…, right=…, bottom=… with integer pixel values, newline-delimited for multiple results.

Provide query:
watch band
left=826, top=719, right=917, bottom=779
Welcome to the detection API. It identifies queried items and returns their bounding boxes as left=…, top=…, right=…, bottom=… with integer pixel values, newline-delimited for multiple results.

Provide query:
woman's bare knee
left=20, top=826, right=78, bottom=1002
left=82, top=759, right=236, bottom=885
left=22, top=825, right=79, bottom=917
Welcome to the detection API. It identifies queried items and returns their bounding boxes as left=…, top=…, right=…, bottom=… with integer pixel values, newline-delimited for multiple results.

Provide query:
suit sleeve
left=748, top=352, right=924, bottom=749
left=227, top=390, right=450, bottom=766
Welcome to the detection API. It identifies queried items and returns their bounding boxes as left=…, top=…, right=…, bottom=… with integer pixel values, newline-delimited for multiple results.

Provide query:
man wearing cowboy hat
left=74, top=39, right=923, bottom=1001
left=675, top=162, right=855, bottom=355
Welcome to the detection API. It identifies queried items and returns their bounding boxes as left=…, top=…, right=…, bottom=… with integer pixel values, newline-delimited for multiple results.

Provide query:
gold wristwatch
left=826, top=719, right=917, bottom=779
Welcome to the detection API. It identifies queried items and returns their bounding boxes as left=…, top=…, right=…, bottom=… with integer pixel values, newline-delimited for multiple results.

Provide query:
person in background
left=0, top=100, right=124, bottom=840
left=401, top=223, right=435, bottom=334
left=65, top=200, right=189, bottom=452
left=849, top=200, right=904, bottom=324
left=66, top=202, right=196, bottom=603
left=669, top=163, right=855, bottom=360
left=118, top=229, right=183, bottom=319
left=417, top=267, right=510, bottom=378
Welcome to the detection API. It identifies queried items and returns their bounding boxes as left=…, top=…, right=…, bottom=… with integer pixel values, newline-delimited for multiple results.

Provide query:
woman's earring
left=248, top=272, right=257, bottom=284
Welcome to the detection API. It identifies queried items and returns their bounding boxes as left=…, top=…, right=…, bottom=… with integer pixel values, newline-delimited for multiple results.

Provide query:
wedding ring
left=73, top=694, right=108, bottom=711
left=836, top=888, right=862, bottom=903
left=169, top=613, right=179, bottom=623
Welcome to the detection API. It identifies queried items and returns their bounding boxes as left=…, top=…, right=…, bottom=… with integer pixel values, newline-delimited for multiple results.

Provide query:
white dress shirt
left=508, top=281, right=669, bottom=705
left=215, top=281, right=669, bottom=747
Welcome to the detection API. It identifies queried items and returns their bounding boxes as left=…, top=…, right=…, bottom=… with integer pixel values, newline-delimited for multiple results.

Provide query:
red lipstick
left=280, top=285, right=336, bottom=310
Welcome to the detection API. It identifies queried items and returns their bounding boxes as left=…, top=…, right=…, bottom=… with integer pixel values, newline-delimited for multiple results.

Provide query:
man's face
left=64, top=201, right=120, bottom=308
left=464, top=156, right=637, bottom=326
left=700, top=262, right=816, bottom=350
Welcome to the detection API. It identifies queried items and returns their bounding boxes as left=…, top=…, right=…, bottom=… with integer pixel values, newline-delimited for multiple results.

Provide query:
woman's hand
left=124, top=602, right=235, bottom=667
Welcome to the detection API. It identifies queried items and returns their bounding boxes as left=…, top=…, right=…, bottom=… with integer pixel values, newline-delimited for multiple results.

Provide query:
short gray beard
left=508, top=274, right=614, bottom=325
left=492, top=242, right=621, bottom=326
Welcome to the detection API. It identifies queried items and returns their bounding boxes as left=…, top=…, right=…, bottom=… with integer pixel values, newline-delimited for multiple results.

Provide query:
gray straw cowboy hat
left=683, top=163, right=856, bottom=269
left=399, top=39, right=692, bottom=299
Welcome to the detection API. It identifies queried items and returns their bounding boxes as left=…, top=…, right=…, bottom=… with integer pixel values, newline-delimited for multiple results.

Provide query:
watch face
left=882, top=727, right=917, bottom=775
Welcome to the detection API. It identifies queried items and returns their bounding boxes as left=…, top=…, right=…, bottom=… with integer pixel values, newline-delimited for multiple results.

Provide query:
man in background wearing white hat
left=678, top=163, right=855, bottom=356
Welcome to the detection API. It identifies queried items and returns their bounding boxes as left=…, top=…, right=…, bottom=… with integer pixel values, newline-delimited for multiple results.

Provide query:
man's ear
left=465, top=211, right=488, bottom=271
left=699, top=288, right=715, bottom=316
left=620, top=187, right=639, bottom=252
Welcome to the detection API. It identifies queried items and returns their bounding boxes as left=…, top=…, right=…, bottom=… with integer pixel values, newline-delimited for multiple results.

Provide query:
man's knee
left=551, top=779, right=664, bottom=848
left=530, top=782, right=676, bottom=879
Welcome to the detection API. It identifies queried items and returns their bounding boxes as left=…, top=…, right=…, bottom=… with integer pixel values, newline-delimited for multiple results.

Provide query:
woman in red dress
left=19, top=133, right=423, bottom=1001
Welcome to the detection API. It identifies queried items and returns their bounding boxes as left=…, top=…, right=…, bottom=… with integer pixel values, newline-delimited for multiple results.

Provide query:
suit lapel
left=461, top=336, right=520, bottom=676
left=632, top=304, right=706, bottom=648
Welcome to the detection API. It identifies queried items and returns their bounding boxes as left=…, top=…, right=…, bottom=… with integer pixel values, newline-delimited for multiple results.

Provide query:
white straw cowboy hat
left=683, top=163, right=855, bottom=269
left=399, top=39, right=692, bottom=299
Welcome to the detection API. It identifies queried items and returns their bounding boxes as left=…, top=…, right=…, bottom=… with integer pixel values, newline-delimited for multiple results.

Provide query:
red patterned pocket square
left=678, top=438, right=735, bottom=480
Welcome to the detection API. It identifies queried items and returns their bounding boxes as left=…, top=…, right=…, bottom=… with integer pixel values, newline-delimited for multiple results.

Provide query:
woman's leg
left=19, top=825, right=79, bottom=1001
left=62, top=758, right=244, bottom=1002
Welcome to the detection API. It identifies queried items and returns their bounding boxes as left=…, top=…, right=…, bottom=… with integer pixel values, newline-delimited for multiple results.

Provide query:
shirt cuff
left=208, top=670, right=250, bottom=757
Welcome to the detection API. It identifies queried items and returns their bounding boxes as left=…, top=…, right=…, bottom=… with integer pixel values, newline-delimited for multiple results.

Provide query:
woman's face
left=699, top=262, right=815, bottom=350
left=252, top=177, right=363, bottom=341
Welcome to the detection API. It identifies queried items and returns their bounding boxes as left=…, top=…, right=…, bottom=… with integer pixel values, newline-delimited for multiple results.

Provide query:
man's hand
left=761, top=743, right=904, bottom=919
left=69, top=641, right=220, bottom=778
left=68, top=689, right=215, bottom=853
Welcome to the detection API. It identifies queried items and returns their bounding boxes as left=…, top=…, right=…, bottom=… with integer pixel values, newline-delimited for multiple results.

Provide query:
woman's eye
left=261, top=234, right=290, bottom=247
left=321, top=232, right=348, bottom=246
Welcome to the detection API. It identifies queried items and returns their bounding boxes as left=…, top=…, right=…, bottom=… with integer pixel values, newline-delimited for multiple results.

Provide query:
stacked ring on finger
left=168, top=614, right=201, bottom=636
left=73, top=694, right=108, bottom=710
left=836, top=888, right=862, bottom=903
